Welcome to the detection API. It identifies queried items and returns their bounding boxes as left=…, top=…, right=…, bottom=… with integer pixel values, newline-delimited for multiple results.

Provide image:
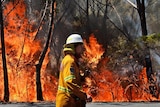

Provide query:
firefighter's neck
left=75, top=53, right=82, bottom=61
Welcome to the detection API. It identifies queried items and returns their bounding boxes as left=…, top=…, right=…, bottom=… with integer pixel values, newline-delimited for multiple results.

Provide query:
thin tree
left=0, top=0, right=9, bottom=102
left=36, top=0, right=55, bottom=101
left=136, top=0, right=159, bottom=98
left=136, top=0, right=151, bottom=77
left=136, top=0, right=148, bottom=36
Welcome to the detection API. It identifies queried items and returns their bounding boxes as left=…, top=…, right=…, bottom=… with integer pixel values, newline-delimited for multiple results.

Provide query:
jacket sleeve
left=64, top=61, right=87, bottom=100
left=66, top=80, right=87, bottom=100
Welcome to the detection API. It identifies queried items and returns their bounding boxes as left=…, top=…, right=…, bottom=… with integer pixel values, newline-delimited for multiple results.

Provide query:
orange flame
left=82, top=34, right=160, bottom=102
left=83, top=34, right=104, bottom=69
left=1, top=0, right=160, bottom=103
left=0, top=1, right=57, bottom=102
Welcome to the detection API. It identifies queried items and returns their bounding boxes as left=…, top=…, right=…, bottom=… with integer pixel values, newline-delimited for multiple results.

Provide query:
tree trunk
left=36, top=0, right=55, bottom=101
left=136, top=0, right=158, bottom=98
left=0, top=0, right=9, bottom=102
left=136, top=0, right=148, bottom=36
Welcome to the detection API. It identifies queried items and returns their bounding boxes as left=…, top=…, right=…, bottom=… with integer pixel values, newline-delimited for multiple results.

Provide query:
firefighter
left=56, top=34, right=92, bottom=107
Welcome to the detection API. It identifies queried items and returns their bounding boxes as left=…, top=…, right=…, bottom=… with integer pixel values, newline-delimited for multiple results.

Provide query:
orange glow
left=0, top=0, right=160, bottom=103
left=0, top=1, right=57, bottom=102
left=83, top=34, right=104, bottom=69
left=83, top=35, right=160, bottom=102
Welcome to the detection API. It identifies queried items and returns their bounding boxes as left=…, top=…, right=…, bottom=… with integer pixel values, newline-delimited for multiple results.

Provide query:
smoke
left=115, top=63, right=143, bottom=78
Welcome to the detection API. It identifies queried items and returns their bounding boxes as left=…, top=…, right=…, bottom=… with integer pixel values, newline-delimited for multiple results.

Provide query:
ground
left=0, top=102, right=160, bottom=107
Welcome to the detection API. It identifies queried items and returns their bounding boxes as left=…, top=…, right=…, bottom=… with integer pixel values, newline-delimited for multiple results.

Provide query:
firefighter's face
left=75, top=44, right=84, bottom=55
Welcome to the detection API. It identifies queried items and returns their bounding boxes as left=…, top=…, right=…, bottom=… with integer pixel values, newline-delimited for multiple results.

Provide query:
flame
left=0, top=1, right=57, bottom=102
left=84, top=63, right=160, bottom=102
left=83, top=34, right=104, bottom=69
left=1, top=0, right=160, bottom=103
left=83, top=34, right=160, bottom=102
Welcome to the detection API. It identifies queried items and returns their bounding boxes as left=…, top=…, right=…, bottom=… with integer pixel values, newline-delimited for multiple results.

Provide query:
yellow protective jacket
left=56, top=54, right=87, bottom=107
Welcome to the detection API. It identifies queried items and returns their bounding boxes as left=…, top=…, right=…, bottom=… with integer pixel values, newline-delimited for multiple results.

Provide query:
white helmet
left=65, top=34, right=83, bottom=45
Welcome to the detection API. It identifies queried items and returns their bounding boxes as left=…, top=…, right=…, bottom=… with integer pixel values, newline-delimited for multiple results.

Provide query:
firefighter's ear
left=70, top=66, right=75, bottom=74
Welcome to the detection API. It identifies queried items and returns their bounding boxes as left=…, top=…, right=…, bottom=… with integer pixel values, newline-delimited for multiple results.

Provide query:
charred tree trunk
left=36, top=0, right=55, bottom=101
left=145, top=55, right=152, bottom=80
left=35, top=64, right=43, bottom=101
left=136, top=0, right=151, bottom=75
left=137, top=0, right=153, bottom=77
left=0, top=1, right=9, bottom=102
left=136, top=0, right=158, bottom=98
left=136, top=0, right=147, bottom=36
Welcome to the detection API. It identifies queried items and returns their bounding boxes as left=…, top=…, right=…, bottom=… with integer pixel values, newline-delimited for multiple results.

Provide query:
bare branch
left=4, top=0, right=20, bottom=20
left=126, top=0, right=137, bottom=9
left=34, top=0, right=49, bottom=40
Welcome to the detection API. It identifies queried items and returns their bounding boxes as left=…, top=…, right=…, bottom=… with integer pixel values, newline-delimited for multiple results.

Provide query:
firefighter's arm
left=64, top=65, right=87, bottom=100
left=66, top=79, right=87, bottom=100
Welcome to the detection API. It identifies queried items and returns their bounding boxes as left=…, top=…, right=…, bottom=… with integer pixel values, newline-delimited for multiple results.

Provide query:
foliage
left=106, top=35, right=144, bottom=72
left=140, top=33, right=160, bottom=48
left=105, top=33, right=160, bottom=73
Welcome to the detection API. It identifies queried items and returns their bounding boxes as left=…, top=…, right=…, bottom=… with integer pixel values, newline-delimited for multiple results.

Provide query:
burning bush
left=81, top=34, right=160, bottom=102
